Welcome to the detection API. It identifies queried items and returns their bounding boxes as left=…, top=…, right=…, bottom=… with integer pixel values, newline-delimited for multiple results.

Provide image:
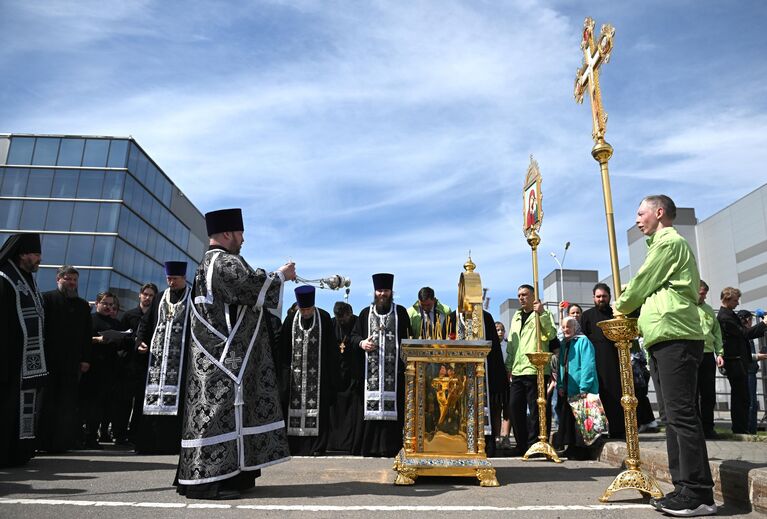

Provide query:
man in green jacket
left=696, top=280, right=724, bottom=439
left=407, top=287, right=451, bottom=339
left=615, top=195, right=715, bottom=517
left=505, top=284, right=557, bottom=456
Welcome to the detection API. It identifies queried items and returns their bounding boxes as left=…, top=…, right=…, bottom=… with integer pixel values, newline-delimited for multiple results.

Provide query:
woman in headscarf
left=553, top=316, right=601, bottom=460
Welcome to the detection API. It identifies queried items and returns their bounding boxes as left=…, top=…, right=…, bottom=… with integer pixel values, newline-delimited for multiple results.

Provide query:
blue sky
left=2, top=0, right=766, bottom=316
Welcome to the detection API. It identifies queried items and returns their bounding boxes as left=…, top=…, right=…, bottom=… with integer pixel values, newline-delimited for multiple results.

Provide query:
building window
left=82, top=139, right=110, bottom=167
left=58, top=138, right=85, bottom=167
left=6, top=137, right=35, bottom=165
left=31, top=138, right=60, bottom=166
left=0, top=168, right=29, bottom=196
left=107, top=140, right=129, bottom=168
left=51, top=170, right=79, bottom=197
left=19, top=200, right=47, bottom=229
left=25, top=169, right=54, bottom=197
left=45, top=201, right=75, bottom=231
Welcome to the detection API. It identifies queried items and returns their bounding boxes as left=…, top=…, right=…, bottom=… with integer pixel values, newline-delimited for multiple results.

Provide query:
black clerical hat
left=295, top=285, right=315, bottom=308
left=164, top=261, right=187, bottom=277
left=17, top=233, right=41, bottom=254
left=205, top=208, right=244, bottom=236
left=372, top=273, right=394, bottom=291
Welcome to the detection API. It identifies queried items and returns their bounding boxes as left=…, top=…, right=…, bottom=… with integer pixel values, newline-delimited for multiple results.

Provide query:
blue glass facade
left=0, top=134, right=206, bottom=303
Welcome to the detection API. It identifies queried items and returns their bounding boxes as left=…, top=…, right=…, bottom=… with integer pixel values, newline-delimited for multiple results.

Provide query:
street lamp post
left=550, top=242, right=570, bottom=321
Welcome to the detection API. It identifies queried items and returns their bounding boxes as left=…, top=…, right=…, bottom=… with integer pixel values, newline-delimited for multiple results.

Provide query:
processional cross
left=574, top=17, right=615, bottom=143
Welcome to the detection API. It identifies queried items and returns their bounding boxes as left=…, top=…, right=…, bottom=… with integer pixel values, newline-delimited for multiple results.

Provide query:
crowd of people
left=1, top=195, right=766, bottom=515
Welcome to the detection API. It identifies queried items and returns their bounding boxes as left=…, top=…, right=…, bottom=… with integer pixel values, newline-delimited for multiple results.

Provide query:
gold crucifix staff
left=520, top=156, right=560, bottom=464
left=573, top=16, right=662, bottom=502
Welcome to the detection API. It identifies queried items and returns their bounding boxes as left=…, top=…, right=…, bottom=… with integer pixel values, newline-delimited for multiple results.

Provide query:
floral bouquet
left=567, top=393, right=609, bottom=446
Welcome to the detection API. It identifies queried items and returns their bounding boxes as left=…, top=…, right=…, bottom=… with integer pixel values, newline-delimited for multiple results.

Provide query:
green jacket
left=504, top=308, right=556, bottom=376
left=408, top=300, right=451, bottom=338
left=698, top=302, right=723, bottom=355
left=615, top=227, right=704, bottom=349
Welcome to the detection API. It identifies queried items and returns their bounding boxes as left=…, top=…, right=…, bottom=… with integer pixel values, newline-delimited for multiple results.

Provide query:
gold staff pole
left=521, top=157, right=560, bottom=463
left=573, top=16, right=662, bottom=501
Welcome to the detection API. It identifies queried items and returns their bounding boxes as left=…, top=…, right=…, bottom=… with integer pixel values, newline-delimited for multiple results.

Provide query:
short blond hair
left=720, top=286, right=741, bottom=302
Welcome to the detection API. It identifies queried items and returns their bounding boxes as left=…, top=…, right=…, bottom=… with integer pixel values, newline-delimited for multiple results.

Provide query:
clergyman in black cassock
left=134, top=262, right=190, bottom=454
left=328, top=302, right=363, bottom=453
left=175, top=208, right=294, bottom=500
left=0, top=234, right=47, bottom=467
left=120, top=282, right=158, bottom=444
left=580, top=284, right=625, bottom=439
left=350, top=273, right=413, bottom=457
left=39, top=266, right=92, bottom=453
left=277, top=286, right=339, bottom=456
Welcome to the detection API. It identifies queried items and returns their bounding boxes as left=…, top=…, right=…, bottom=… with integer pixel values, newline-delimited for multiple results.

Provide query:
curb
left=598, top=440, right=767, bottom=513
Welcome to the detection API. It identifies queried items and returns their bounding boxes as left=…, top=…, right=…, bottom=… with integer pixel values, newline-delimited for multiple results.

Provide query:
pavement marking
left=0, top=498, right=652, bottom=512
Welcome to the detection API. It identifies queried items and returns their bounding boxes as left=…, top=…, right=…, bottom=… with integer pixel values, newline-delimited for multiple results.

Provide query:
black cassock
left=580, top=306, right=625, bottom=439
left=349, top=303, right=412, bottom=457
left=39, top=289, right=92, bottom=452
left=446, top=310, right=509, bottom=457
left=133, top=287, right=189, bottom=454
left=328, top=314, right=364, bottom=453
left=0, top=267, right=44, bottom=467
left=121, top=304, right=150, bottom=444
left=277, top=307, right=339, bottom=456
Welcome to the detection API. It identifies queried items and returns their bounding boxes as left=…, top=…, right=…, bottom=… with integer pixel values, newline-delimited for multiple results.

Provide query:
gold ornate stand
left=597, top=317, right=663, bottom=501
left=523, top=351, right=561, bottom=462
left=522, top=228, right=560, bottom=463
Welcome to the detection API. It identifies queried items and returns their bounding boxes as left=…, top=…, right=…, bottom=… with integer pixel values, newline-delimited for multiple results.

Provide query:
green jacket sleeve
left=540, top=311, right=556, bottom=343
left=615, top=239, right=673, bottom=315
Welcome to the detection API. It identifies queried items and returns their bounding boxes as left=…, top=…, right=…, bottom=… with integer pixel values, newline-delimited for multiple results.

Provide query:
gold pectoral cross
left=574, top=17, right=615, bottom=143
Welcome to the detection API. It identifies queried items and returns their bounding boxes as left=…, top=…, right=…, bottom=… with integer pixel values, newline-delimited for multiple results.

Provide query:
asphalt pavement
left=0, top=447, right=762, bottom=518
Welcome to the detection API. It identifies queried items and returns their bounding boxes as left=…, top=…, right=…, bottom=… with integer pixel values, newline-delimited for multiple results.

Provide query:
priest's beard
left=374, top=294, right=392, bottom=314
left=596, top=301, right=610, bottom=312
left=58, top=285, right=78, bottom=299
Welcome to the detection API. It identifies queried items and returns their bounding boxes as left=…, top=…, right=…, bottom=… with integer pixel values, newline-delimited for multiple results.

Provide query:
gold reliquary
left=393, top=339, right=498, bottom=486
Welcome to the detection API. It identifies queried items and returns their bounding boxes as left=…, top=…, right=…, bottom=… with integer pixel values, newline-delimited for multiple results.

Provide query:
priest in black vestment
left=350, top=273, right=412, bottom=457
left=446, top=309, right=509, bottom=457
left=39, top=266, right=92, bottom=453
left=121, top=282, right=158, bottom=444
left=277, top=286, right=338, bottom=456
left=328, top=302, right=363, bottom=453
left=134, top=262, right=190, bottom=454
left=580, top=283, right=625, bottom=439
left=0, top=234, right=47, bottom=467
left=176, top=208, right=293, bottom=500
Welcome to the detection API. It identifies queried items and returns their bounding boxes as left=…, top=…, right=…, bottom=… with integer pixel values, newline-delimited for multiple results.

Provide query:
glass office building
left=0, top=134, right=207, bottom=304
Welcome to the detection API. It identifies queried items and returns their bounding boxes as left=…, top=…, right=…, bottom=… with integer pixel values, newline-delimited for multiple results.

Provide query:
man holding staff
left=614, top=195, right=715, bottom=517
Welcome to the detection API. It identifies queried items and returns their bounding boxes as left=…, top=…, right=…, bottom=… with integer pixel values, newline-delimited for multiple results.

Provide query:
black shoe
left=659, top=493, right=716, bottom=517
left=703, top=431, right=720, bottom=440
left=83, top=440, right=103, bottom=450
left=186, top=489, right=241, bottom=500
left=649, top=489, right=680, bottom=510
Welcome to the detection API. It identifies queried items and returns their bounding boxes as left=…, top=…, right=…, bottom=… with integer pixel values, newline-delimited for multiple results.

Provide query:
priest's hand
left=360, top=336, right=376, bottom=352
left=92, top=335, right=104, bottom=344
left=137, top=342, right=148, bottom=353
left=278, top=262, right=297, bottom=281
left=533, top=300, right=544, bottom=314
left=716, top=355, right=724, bottom=368
left=80, top=362, right=90, bottom=373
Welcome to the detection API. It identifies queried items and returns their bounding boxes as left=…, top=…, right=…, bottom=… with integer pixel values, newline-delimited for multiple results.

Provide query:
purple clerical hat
left=295, top=285, right=316, bottom=309
left=164, top=261, right=187, bottom=276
